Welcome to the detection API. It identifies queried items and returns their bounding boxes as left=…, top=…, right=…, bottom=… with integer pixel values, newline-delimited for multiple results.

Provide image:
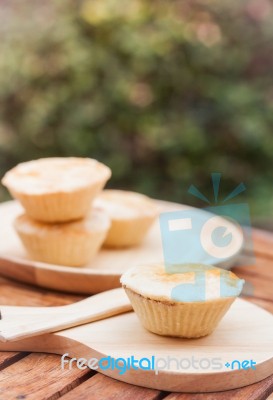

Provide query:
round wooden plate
left=0, top=297, right=272, bottom=392
left=0, top=200, right=243, bottom=294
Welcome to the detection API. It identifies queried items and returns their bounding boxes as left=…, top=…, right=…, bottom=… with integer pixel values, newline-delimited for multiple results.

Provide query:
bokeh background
left=1, top=0, right=273, bottom=227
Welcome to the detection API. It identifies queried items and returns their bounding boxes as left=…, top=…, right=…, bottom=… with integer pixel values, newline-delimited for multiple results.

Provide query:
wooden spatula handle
left=0, top=288, right=132, bottom=342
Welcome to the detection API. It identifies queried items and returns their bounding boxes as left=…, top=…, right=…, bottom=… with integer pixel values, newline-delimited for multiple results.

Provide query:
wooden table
left=0, top=228, right=272, bottom=400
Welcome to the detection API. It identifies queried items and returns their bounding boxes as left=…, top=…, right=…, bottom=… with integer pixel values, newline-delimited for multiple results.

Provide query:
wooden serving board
left=0, top=296, right=272, bottom=393
left=0, top=200, right=242, bottom=295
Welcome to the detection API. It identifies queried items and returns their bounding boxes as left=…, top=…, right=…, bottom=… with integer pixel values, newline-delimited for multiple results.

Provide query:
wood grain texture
left=233, top=256, right=273, bottom=282
left=232, top=254, right=273, bottom=311
left=0, top=276, right=82, bottom=306
left=0, top=298, right=272, bottom=393
left=235, top=273, right=272, bottom=302
left=0, top=353, right=93, bottom=400
left=0, top=351, right=28, bottom=371
left=252, top=230, right=273, bottom=259
left=164, top=374, right=273, bottom=400
left=60, top=373, right=163, bottom=400
left=249, top=298, right=273, bottom=314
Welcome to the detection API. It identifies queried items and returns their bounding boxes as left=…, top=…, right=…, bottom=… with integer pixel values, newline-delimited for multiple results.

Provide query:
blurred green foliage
left=0, top=0, right=273, bottom=217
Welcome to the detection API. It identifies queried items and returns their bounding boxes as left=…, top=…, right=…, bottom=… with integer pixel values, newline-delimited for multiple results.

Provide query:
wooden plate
left=0, top=297, right=272, bottom=392
left=0, top=200, right=243, bottom=294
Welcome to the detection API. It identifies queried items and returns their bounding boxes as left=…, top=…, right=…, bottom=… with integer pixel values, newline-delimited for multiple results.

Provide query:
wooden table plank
left=0, top=353, right=93, bottom=400
left=0, top=352, right=28, bottom=371
left=232, top=254, right=273, bottom=304
left=0, top=277, right=82, bottom=306
left=253, top=229, right=273, bottom=259
left=0, top=276, right=86, bottom=399
left=60, top=373, right=164, bottom=400
left=233, top=256, right=273, bottom=282
left=249, top=297, right=273, bottom=314
left=236, top=273, right=272, bottom=302
left=164, top=374, right=273, bottom=400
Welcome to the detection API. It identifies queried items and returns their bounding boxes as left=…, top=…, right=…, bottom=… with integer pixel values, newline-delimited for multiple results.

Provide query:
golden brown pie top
left=2, top=157, right=111, bottom=195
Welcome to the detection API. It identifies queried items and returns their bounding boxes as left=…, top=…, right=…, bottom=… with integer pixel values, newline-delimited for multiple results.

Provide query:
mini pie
left=94, top=190, right=159, bottom=248
left=121, top=263, right=244, bottom=338
left=2, top=157, right=111, bottom=222
left=14, top=209, right=110, bottom=267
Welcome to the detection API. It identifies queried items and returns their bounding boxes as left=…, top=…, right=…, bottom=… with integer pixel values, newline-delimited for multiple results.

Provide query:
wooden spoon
left=0, top=288, right=132, bottom=342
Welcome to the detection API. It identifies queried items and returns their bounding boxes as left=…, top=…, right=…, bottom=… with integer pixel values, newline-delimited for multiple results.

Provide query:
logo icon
left=159, top=173, right=254, bottom=301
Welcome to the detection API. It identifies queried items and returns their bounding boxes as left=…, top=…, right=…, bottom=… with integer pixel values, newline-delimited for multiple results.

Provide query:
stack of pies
left=2, top=157, right=158, bottom=266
